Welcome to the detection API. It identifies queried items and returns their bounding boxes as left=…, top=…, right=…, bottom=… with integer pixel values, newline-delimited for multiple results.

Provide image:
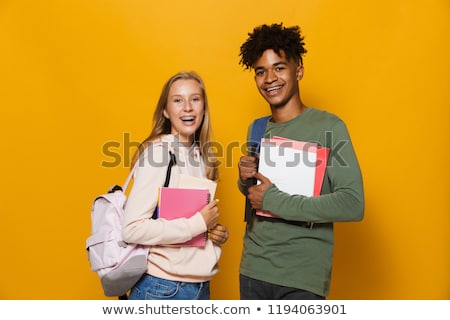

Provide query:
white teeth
left=266, top=86, right=282, bottom=92
left=181, top=117, right=194, bottom=121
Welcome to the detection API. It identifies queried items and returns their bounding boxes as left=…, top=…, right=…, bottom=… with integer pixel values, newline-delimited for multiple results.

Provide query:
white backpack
left=86, top=151, right=175, bottom=297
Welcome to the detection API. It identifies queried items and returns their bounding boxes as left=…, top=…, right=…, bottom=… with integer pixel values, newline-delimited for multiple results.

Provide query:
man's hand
left=247, top=172, right=273, bottom=210
left=238, top=155, right=258, bottom=183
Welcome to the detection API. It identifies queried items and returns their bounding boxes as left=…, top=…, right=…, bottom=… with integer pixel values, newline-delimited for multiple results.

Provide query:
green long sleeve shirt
left=239, top=107, right=364, bottom=297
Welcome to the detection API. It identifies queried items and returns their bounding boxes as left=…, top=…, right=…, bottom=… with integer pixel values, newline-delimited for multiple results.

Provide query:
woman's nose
left=183, top=101, right=193, bottom=111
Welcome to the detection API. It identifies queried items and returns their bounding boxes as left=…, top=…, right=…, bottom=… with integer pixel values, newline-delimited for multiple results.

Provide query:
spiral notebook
left=157, top=187, right=210, bottom=246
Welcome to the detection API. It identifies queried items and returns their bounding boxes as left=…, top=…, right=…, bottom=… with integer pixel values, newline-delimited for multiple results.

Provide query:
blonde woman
left=123, top=71, right=228, bottom=300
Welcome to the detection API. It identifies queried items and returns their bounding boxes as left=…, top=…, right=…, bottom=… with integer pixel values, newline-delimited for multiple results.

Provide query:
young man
left=237, top=23, right=364, bottom=299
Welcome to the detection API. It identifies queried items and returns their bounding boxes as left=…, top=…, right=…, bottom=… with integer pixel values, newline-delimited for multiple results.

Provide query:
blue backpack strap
left=248, top=116, right=270, bottom=156
left=244, top=116, right=270, bottom=222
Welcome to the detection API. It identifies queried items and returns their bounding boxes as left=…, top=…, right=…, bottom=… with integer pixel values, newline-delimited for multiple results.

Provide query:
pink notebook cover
left=157, top=187, right=210, bottom=246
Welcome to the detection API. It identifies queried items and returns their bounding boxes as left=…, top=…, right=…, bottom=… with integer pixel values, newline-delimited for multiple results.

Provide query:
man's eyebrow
left=254, top=61, right=288, bottom=70
left=273, top=61, right=287, bottom=67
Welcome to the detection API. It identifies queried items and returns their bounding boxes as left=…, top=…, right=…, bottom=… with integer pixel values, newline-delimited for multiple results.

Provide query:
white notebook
left=177, top=174, right=217, bottom=198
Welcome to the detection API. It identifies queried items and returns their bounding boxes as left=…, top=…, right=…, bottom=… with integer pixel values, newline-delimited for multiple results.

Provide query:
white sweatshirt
left=122, top=134, right=221, bottom=282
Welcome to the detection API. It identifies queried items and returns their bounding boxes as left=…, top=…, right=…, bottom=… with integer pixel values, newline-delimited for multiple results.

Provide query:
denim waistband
left=144, top=273, right=209, bottom=286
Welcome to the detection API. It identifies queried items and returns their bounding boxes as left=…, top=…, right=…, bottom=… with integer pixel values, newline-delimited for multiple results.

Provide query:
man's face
left=253, top=49, right=303, bottom=108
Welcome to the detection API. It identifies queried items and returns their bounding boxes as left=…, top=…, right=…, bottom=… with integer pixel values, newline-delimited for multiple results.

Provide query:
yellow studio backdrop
left=0, top=0, right=448, bottom=299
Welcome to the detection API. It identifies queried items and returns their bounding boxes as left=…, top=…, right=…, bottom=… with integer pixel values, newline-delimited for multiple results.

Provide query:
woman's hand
left=200, top=199, right=219, bottom=229
left=209, top=224, right=229, bottom=246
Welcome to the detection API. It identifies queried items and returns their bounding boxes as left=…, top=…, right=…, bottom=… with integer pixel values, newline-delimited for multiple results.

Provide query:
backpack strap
left=244, top=116, right=270, bottom=222
left=163, top=151, right=176, bottom=187
left=248, top=116, right=270, bottom=156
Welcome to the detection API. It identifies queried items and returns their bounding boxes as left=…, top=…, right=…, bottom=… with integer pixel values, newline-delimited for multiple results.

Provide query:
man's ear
left=296, top=65, right=304, bottom=80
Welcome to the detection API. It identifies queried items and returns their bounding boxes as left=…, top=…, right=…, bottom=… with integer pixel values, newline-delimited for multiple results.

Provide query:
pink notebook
left=157, top=187, right=210, bottom=246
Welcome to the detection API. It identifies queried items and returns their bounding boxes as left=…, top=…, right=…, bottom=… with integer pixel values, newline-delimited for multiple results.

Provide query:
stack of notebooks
left=256, top=136, right=330, bottom=218
left=156, top=175, right=216, bottom=247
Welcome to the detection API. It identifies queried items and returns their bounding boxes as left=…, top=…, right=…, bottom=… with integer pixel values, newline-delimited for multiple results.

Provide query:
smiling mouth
left=265, top=85, right=283, bottom=94
left=181, top=116, right=195, bottom=123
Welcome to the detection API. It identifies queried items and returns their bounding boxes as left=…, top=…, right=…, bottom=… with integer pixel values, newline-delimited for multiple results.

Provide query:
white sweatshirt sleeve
left=122, top=143, right=207, bottom=245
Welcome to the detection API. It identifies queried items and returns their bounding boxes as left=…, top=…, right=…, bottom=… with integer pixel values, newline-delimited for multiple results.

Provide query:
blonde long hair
left=131, top=71, right=218, bottom=181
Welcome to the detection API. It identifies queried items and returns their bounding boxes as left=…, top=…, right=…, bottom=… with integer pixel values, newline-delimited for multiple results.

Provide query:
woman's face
left=163, top=79, right=205, bottom=146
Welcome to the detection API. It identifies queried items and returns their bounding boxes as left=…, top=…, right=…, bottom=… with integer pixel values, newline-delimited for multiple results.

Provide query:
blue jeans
left=240, top=274, right=325, bottom=300
left=128, top=274, right=210, bottom=300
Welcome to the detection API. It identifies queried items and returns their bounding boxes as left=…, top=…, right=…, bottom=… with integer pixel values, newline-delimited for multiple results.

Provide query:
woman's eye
left=192, top=95, right=203, bottom=102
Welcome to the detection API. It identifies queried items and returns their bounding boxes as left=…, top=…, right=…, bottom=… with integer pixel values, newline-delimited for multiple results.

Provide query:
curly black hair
left=239, top=23, right=307, bottom=70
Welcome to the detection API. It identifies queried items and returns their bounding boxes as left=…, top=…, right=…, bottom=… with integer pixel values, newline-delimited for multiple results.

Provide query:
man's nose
left=264, top=69, right=278, bottom=83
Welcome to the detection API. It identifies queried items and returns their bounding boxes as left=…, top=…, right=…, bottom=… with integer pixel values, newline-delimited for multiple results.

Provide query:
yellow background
left=1, top=0, right=448, bottom=299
